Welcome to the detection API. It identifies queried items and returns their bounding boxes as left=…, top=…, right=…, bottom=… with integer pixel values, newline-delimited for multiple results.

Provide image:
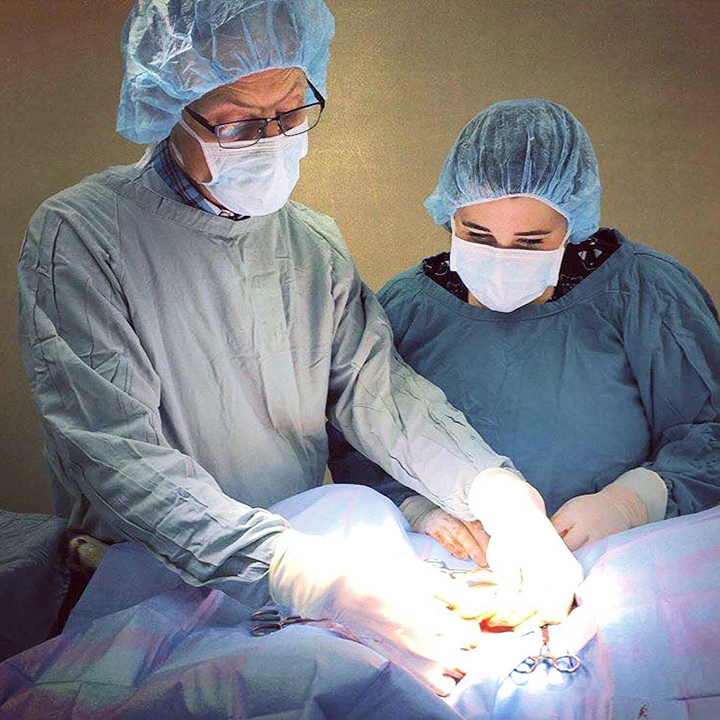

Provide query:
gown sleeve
left=18, top=193, right=288, bottom=607
left=622, top=250, right=720, bottom=517
left=326, top=422, right=419, bottom=507
left=327, top=275, right=421, bottom=508
left=324, top=242, right=515, bottom=521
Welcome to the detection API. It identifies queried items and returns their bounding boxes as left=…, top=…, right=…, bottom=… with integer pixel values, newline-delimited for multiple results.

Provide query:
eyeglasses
left=184, top=79, right=325, bottom=149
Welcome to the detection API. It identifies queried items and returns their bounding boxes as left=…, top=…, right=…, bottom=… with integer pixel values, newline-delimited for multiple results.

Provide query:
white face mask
left=177, top=119, right=309, bottom=216
left=449, top=230, right=567, bottom=313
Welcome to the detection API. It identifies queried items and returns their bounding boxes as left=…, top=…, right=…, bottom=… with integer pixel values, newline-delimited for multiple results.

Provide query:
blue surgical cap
left=424, top=99, right=602, bottom=243
left=117, top=0, right=335, bottom=144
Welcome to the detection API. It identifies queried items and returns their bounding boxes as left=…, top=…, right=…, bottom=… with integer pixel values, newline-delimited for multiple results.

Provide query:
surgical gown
left=17, top=158, right=515, bottom=606
left=328, top=233, right=720, bottom=518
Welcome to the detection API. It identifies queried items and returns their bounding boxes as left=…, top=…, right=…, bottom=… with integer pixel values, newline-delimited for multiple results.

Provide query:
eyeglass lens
left=216, top=104, right=323, bottom=147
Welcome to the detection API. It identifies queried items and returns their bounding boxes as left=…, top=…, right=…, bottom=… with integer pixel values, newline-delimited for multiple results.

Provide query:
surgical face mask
left=449, top=230, right=567, bottom=313
left=177, top=119, right=309, bottom=216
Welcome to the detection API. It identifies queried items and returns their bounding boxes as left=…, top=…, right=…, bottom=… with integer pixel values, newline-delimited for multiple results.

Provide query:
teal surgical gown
left=328, top=233, right=720, bottom=519
left=17, top=159, right=516, bottom=606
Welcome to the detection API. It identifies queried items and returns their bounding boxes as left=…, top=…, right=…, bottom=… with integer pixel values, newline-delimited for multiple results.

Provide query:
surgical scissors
left=513, top=624, right=581, bottom=674
left=250, top=607, right=318, bottom=636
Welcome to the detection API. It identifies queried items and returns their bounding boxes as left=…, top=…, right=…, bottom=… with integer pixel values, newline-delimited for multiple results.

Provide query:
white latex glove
left=551, top=469, right=668, bottom=551
left=269, top=529, right=483, bottom=696
left=465, top=468, right=584, bottom=628
left=401, top=495, right=489, bottom=565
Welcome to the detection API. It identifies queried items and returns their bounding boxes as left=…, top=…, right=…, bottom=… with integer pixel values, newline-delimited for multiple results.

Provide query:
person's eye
left=466, top=233, right=494, bottom=244
left=217, top=119, right=265, bottom=144
left=280, top=107, right=306, bottom=128
left=517, top=238, right=545, bottom=248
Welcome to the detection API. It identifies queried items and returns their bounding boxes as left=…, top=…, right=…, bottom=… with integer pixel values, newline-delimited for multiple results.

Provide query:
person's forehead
left=196, top=67, right=307, bottom=114
left=458, top=197, right=564, bottom=224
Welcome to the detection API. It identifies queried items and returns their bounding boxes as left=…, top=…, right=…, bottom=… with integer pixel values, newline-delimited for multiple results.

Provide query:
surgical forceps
left=425, top=557, right=478, bottom=579
left=513, top=624, right=581, bottom=674
left=424, top=558, right=495, bottom=586
left=251, top=607, right=318, bottom=636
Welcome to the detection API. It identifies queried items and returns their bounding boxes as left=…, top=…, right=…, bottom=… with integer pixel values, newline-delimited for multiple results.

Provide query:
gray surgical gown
left=17, top=159, right=513, bottom=605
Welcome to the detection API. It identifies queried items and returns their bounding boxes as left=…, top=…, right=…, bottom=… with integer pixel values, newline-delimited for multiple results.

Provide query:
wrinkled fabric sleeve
left=623, top=253, right=720, bottom=518
left=18, top=198, right=288, bottom=607
left=326, top=422, right=419, bottom=507
left=327, top=275, right=424, bottom=508
left=324, top=240, right=519, bottom=522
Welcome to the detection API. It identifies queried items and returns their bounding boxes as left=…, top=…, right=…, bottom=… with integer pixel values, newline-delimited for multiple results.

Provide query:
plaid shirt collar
left=150, top=137, right=247, bottom=221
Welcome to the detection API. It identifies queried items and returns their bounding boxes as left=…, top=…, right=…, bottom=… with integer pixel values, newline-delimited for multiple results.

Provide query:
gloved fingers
left=551, top=504, right=587, bottom=551
left=484, top=605, right=538, bottom=631
left=433, top=566, right=573, bottom=632
left=521, top=579, right=578, bottom=627
left=463, top=566, right=497, bottom=588
left=420, top=511, right=488, bottom=563
left=476, top=586, right=542, bottom=630
left=429, top=526, right=470, bottom=560
left=434, top=578, right=502, bottom=622
left=431, top=519, right=486, bottom=563
left=461, top=519, right=490, bottom=566
left=432, top=601, right=485, bottom=650
left=482, top=582, right=575, bottom=630
left=396, top=586, right=484, bottom=652
left=557, top=524, right=589, bottom=551
left=550, top=506, right=573, bottom=535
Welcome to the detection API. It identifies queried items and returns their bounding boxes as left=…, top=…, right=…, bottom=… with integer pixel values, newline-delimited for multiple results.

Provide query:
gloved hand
left=400, top=495, right=489, bottom=565
left=551, top=469, right=668, bottom=551
left=453, top=468, right=584, bottom=629
left=269, top=529, right=483, bottom=696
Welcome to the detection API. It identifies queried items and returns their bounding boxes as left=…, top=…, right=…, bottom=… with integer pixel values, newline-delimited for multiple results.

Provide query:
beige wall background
left=1, top=0, right=719, bottom=513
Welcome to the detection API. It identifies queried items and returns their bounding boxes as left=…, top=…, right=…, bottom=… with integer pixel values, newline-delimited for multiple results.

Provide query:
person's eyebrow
left=462, top=221, right=493, bottom=232
left=462, top=221, right=553, bottom=236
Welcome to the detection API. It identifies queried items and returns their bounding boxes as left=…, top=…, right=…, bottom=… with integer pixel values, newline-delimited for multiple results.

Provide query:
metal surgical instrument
left=250, top=607, right=318, bottom=636
left=513, top=624, right=582, bottom=674
left=424, top=558, right=497, bottom=587
left=424, top=557, right=478, bottom=580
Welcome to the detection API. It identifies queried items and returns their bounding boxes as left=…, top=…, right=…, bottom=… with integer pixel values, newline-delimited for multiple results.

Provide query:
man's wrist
left=400, top=495, right=438, bottom=531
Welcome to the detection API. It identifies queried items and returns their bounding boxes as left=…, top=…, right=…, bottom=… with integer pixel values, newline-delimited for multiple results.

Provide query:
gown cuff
left=610, top=468, right=668, bottom=523
left=399, top=495, right=439, bottom=531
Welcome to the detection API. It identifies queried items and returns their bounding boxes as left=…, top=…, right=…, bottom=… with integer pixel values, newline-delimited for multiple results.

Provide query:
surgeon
left=17, top=2, right=582, bottom=696
left=329, top=98, right=720, bottom=562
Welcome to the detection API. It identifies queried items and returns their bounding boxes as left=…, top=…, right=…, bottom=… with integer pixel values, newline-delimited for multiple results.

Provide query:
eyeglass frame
left=183, top=78, right=326, bottom=148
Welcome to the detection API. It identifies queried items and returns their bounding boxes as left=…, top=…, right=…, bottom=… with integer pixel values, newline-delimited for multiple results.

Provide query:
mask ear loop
left=169, top=138, right=187, bottom=169
left=178, top=118, right=206, bottom=145
left=450, top=215, right=459, bottom=237
left=560, top=219, right=571, bottom=245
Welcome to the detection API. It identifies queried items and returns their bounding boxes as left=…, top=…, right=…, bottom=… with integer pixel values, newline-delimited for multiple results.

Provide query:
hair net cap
left=424, top=99, right=602, bottom=243
left=117, top=0, right=335, bottom=144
